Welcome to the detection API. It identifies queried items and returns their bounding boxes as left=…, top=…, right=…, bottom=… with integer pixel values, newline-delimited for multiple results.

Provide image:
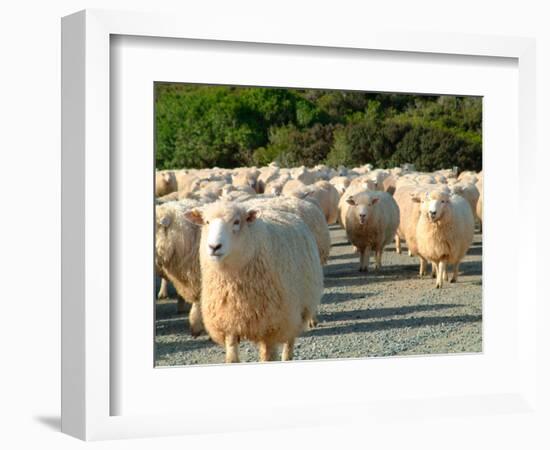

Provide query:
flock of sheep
left=155, top=162, right=483, bottom=363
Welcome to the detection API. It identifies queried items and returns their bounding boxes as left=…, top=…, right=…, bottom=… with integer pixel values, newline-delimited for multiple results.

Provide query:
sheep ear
left=246, top=209, right=258, bottom=223
left=371, top=197, right=379, bottom=205
left=159, top=216, right=171, bottom=227
left=183, top=209, right=204, bottom=225
left=346, top=196, right=356, bottom=206
left=409, top=192, right=421, bottom=203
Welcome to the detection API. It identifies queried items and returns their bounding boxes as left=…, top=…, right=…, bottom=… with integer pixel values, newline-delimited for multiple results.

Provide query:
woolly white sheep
left=156, top=170, right=177, bottom=197
left=413, top=187, right=475, bottom=288
left=287, top=180, right=340, bottom=225
left=393, top=184, right=430, bottom=275
left=155, top=199, right=204, bottom=335
left=184, top=201, right=323, bottom=363
left=329, top=176, right=351, bottom=196
left=343, top=191, right=400, bottom=272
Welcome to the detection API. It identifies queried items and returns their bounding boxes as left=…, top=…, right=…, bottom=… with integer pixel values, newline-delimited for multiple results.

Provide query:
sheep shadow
left=331, top=240, right=351, bottom=247
left=155, top=315, right=188, bottom=337
left=320, top=291, right=371, bottom=305
left=324, top=263, right=421, bottom=287
left=155, top=336, right=216, bottom=359
left=309, top=313, right=482, bottom=337
left=327, top=252, right=358, bottom=261
left=467, top=246, right=483, bottom=256
left=457, top=260, right=482, bottom=276
left=317, top=303, right=462, bottom=323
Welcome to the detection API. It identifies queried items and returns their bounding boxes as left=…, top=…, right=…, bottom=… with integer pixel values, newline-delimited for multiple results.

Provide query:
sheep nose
left=429, top=211, right=436, bottom=217
left=209, top=243, right=222, bottom=252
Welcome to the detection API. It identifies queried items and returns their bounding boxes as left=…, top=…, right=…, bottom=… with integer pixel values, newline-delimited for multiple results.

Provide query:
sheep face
left=414, top=191, right=451, bottom=223
left=346, top=195, right=379, bottom=225
left=184, top=203, right=258, bottom=265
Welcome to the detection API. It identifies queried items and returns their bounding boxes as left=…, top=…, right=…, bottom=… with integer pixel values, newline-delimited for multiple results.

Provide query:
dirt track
left=155, top=225, right=482, bottom=366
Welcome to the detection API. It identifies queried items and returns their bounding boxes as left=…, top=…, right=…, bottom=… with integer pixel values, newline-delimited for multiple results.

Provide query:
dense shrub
left=155, top=84, right=482, bottom=171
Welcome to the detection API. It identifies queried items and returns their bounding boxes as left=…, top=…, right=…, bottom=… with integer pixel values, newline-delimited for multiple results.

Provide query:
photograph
left=154, top=83, right=483, bottom=366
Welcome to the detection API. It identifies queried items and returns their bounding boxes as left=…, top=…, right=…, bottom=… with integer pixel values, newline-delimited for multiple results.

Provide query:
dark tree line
left=155, top=83, right=482, bottom=171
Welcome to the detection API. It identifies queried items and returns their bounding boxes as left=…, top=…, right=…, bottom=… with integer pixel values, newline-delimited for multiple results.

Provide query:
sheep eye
left=206, top=220, right=210, bottom=225
left=234, top=220, right=240, bottom=225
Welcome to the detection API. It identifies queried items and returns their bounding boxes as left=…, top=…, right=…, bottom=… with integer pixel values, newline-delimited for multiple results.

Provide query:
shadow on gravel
left=321, top=292, right=370, bottom=304
left=327, top=252, right=357, bottom=261
left=155, top=316, right=188, bottom=336
left=155, top=336, right=215, bottom=359
left=156, top=301, right=179, bottom=319
left=331, top=241, right=351, bottom=247
left=457, top=260, right=482, bottom=276
left=466, top=246, right=483, bottom=256
left=324, top=263, right=420, bottom=287
left=317, top=303, right=461, bottom=323
left=309, top=313, right=482, bottom=337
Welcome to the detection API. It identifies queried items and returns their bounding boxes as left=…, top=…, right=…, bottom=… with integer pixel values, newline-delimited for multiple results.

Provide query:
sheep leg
left=451, top=263, right=459, bottom=283
left=436, top=261, right=447, bottom=289
left=375, top=249, right=382, bottom=270
left=282, top=339, right=295, bottom=361
left=157, top=277, right=169, bottom=299
left=189, top=302, right=204, bottom=337
left=258, top=342, right=277, bottom=362
left=431, top=262, right=437, bottom=279
left=444, top=265, right=450, bottom=282
left=408, top=249, right=413, bottom=257
left=395, top=234, right=402, bottom=254
left=177, top=297, right=187, bottom=314
left=360, top=248, right=370, bottom=272
left=419, top=256, right=428, bottom=278
left=225, top=335, right=240, bottom=363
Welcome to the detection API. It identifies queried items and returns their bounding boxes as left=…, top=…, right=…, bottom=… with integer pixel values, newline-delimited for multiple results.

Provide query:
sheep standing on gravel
left=393, top=185, right=429, bottom=275
left=343, top=191, right=400, bottom=273
left=414, top=188, right=474, bottom=288
left=155, top=200, right=204, bottom=336
left=184, top=201, right=323, bottom=363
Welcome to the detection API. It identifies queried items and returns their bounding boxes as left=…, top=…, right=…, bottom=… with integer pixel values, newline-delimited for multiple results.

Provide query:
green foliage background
left=155, top=83, right=482, bottom=171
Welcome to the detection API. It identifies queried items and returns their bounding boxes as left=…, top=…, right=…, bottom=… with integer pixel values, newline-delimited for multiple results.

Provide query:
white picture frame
left=61, top=9, right=538, bottom=441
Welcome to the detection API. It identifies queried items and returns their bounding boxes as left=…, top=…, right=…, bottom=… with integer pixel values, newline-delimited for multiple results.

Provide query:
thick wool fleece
left=155, top=199, right=202, bottom=304
left=244, top=196, right=331, bottom=265
left=344, top=191, right=400, bottom=254
left=416, top=191, right=474, bottom=266
left=288, top=180, right=340, bottom=225
left=198, top=203, right=323, bottom=348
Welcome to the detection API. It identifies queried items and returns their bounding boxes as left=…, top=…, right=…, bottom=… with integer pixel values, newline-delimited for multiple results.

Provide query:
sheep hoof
left=436, top=283, right=441, bottom=289
left=158, top=292, right=168, bottom=299
left=450, top=278, right=457, bottom=284
left=308, top=318, right=318, bottom=328
left=190, top=327, right=203, bottom=338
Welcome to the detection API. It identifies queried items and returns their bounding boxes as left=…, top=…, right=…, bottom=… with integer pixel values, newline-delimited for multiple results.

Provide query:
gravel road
left=155, top=225, right=482, bottom=366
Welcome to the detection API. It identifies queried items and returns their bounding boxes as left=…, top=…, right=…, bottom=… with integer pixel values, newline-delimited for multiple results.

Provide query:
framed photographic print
left=61, top=9, right=538, bottom=441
